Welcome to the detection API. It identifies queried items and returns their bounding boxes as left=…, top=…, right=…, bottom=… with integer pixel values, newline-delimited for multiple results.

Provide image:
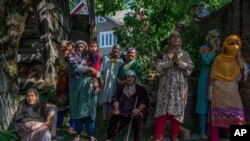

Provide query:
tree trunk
left=88, top=0, right=96, bottom=39
left=0, top=0, right=31, bottom=130
left=0, top=57, right=19, bottom=130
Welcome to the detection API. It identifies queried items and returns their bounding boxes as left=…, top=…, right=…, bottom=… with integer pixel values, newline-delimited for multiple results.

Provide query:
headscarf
left=60, top=40, right=69, bottom=50
left=210, top=34, right=242, bottom=81
left=76, top=40, right=88, bottom=49
left=206, top=29, right=220, bottom=42
left=123, top=70, right=136, bottom=97
left=126, top=70, right=137, bottom=78
left=168, top=31, right=182, bottom=48
left=110, top=44, right=121, bottom=58
left=200, top=29, right=220, bottom=54
left=127, top=47, right=136, bottom=53
left=61, top=40, right=69, bottom=45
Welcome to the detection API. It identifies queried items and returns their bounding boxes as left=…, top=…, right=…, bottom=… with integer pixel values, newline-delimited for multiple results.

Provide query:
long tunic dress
left=209, top=53, right=246, bottom=127
left=55, top=49, right=69, bottom=110
left=155, top=48, right=194, bottom=122
left=196, top=45, right=217, bottom=114
left=99, top=55, right=124, bottom=105
left=210, top=78, right=245, bottom=127
left=118, top=59, right=142, bottom=84
left=68, top=55, right=97, bottom=120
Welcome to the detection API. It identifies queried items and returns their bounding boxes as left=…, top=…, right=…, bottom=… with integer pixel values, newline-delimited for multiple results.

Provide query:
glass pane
left=101, top=34, right=104, bottom=46
left=106, top=34, right=108, bottom=45
left=109, top=33, right=112, bottom=45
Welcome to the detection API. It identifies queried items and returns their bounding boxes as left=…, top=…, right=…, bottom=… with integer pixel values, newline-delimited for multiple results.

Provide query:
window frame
left=97, top=17, right=106, bottom=23
left=99, top=31, right=117, bottom=48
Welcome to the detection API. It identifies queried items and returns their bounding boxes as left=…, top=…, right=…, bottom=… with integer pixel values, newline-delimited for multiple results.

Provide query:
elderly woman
left=55, top=40, right=76, bottom=134
left=99, top=44, right=124, bottom=120
left=195, top=29, right=220, bottom=140
left=15, top=88, right=56, bottom=141
left=208, top=34, right=248, bottom=141
left=117, top=47, right=142, bottom=86
left=68, top=40, right=98, bottom=141
left=106, top=70, right=149, bottom=141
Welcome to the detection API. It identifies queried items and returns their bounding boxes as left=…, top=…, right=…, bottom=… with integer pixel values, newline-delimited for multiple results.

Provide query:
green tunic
left=117, top=59, right=142, bottom=84
left=68, top=60, right=97, bottom=120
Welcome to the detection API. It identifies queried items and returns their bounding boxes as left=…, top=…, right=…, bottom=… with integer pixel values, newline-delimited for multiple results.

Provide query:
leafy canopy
left=69, top=0, right=231, bottom=73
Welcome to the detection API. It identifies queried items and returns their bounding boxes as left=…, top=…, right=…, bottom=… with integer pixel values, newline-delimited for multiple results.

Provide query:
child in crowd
left=64, top=41, right=77, bottom=134
left=87, top=40, right=102, bottom=94
left=65, top=41, right=77, bottom=61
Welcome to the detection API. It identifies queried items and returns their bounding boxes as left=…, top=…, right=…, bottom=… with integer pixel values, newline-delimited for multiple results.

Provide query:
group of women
left=196, top=29, right=248, bottom=141
left=14, top=29, right=249, bottom=141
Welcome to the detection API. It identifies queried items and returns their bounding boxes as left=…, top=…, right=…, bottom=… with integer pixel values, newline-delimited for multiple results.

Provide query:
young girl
left=63, top=41, right=77, bottom=134
left=65, top=41, right=76, bottom=59
left=87, top=40, right=102, bottom=94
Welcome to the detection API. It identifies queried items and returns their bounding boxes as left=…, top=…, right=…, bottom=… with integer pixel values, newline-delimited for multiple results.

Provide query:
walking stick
left=125, top=95, right=138, bottom=141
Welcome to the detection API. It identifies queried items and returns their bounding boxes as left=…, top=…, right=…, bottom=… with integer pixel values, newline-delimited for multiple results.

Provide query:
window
left=99, top=31, right=117, bottom=48
left=97, top=17, right=106, bottom=23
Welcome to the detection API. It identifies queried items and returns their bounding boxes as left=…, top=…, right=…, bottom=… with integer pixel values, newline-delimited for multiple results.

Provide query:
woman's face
left=126, top=52, right=136, bottom=61
left=26, top=91, right=38, bottom=105
left=78, top=44, right=87, bottom=53
left=169, top=33, right=181, bottom=49
left=126, top=75, right=136, bottom=86
left=112, top=47, right=121, bottom=57
left=61, top=43, right=67, bottom=51
left=209, top=32, right=220, bottom=47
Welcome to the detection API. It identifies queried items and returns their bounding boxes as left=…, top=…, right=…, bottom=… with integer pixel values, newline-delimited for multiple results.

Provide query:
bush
left=0, top=130, right=18, bottom=141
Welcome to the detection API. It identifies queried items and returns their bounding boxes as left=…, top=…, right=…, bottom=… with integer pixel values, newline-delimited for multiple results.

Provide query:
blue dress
left=196, top=45, right=217, bottom=114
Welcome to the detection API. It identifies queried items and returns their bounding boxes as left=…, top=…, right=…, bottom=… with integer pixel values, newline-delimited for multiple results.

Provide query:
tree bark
left=0, top=0, right=32, bottom=130
left=88, top=0, right=96, bottom=40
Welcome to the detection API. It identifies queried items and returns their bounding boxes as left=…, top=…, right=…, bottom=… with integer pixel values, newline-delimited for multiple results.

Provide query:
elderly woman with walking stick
left=106, top=70, right=149, bottom=141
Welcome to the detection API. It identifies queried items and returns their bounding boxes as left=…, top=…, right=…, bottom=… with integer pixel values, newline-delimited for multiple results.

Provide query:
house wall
left=70, top=14, right=90, bottom=42
left=18, top=0, right=70, bottom=89
left=97, top=18, right=122, bottom=55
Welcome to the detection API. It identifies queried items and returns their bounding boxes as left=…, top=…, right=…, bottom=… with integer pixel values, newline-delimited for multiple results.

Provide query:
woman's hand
left=172, top=51, right=179, bottom=66
left=237, top=50, right=244, bottom=68
left=112, top=108, right=120, bottom=115
left=132, top=108, right=141, bottom=116
left=112, top=101, right=120, bottom=115
left=43, top=111, right=56, bottom=129
left=32, top=121, right=43, bottom=130
left=207, top=86, right=213, bottom=101
left=88, top=67, right=96, bottom=74
left=211, top=38, right=220, bottom=52
left=117, top=79, right=125, bottom=86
